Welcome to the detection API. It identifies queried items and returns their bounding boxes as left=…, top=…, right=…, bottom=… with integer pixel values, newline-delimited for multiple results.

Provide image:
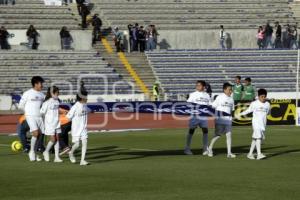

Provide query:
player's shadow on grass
left=83, top=145, right=288, bottom=163
left=266, top=148, right=300, bottom=159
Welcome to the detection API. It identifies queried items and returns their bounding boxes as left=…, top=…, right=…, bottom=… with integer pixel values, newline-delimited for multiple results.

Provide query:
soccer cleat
left=247, top=154, right=255, bottom=160
left=69, top=152, right=76, bottom=163
left=43, top=151, right=50, bottom=162
left=36, top=155, right=42, bottom=162
left=184, top=148, right=193, bottom=155
left=202, top=151, right=209, bottom=156
left=80, top=160, right=90, bottom=166
left=54, top=158, right=63, bottom=163
left=28, top=151, right=36, bottom=161
left=257, top=154, right=266, bottom=160
left=59, top=147, right=71, bottom=156
left=207, top=148, right=214, bottom=157
left=227, top=153, right=236, bottom=158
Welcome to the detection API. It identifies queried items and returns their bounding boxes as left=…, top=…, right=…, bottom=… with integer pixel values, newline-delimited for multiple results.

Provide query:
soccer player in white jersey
left=208, top=83, right=236, bottom=158
left=239, top=89, right=270, bottom=160
left=184, top=80, right=212, bottom=155
left=67, top=90, right=89, bottom=166
left=19, top=76, right=45, bottom=161
left=40, top=86, right=64, bottom=163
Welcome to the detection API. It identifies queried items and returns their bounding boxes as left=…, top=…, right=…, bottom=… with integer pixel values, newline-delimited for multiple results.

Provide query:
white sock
left=202, top=133, right=208, bottom=151
left=54, top=142, right=60, bottom=159
left=185, top=134, right=193, bottom=149
left=255, top=139, right=262, bottom=155
left=226, top=132, right=232, bottom=155
left=209, top=135, right=220, bottom=150
left=81, top=139, right=87, bottom=162
left=45, top=141, right=54, bottom=153
left=70, top=141, right=80, bottom=154
left=30, top=136, right=37, bottom=152
left=249, top=139, right=256, bottom=155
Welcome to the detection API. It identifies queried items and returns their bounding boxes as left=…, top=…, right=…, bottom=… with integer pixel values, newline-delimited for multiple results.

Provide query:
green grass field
left=0, top=126, right=300, bottom=200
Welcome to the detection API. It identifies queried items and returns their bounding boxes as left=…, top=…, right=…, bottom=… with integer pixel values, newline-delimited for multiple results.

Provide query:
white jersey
left=66, top=102, right=88, bottom=138
left=19, top=88, right=45, bottom=117
left=187, top=91, right=211, bottom=105
left=40, top=98, right=60, bottom=132
left=212, top=93, right=234, bottom=125
left=240, top=100, right=271, bottom=131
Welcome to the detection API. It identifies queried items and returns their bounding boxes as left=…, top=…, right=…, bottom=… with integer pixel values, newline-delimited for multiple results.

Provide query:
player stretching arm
left=66, top=90, right=89, bottom=166
left=184, top=80, right=212, bottom=155
left=239, top=89, right=270, bottom=160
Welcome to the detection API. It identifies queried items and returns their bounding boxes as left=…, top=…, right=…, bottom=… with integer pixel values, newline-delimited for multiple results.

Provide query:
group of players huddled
left=18, top=76, right=90, bottom=165
left=184, top=80, right=270, bottom=160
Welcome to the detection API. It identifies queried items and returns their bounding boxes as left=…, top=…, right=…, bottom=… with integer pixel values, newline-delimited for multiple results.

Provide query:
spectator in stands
left=132, top=23, right=139, bottom=51
left=137, top=26, right=146, bottom=52
left=92, top=14, right=102, bottom=44
left=81, top=4, right=90, bottom=29
left=233, top=76, right=244, bottom=102
left=283, top=24, right=291, bottom=48
left=76, top=0, right=84, bottom=15
left=60, top=26, right=73, bottom=50
left=146, top=25, right=158, bottom=51
left=113, top=27, right=123, bottom=52
left=10, top=93, right=21, bottom=110
left=128, top=24, right=134, bottom=52
left=242, top=77, right=255, bottom=101
left=0, top=26, right=10, bottom=49
left=289, top=25, right=298, bottom=49
left=257, top=26, right=265, bottom=50
left=26, top=25, right=39, bottom=50
left=274, top=22, right=282, bottom=49
left=152, top=83, right=160, bottom=101
left=264, top=23, right=273, bottom=49
left=219, top=25, right=226, bottom=50
left=63, top=0, right=72, bottom=5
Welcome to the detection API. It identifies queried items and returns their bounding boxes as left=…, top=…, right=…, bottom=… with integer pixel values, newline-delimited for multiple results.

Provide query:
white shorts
left=25, top=116, right=45, bottom=134
left=215, top=124, right=232, bottom=136
left=72, top=134, right=88, bottom=143
left=44, top=126, right=61, bottom=136
left=253, top=129, right=265, bottom=140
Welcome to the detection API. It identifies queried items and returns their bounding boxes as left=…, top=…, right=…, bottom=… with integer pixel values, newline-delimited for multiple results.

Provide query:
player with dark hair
left=243, top=77, right=255, bottom=101
left=67, top=90, right=90, bottom=165
left=40, top=86, right=63, bottom=162
left=184, top=80, right=212, bottom=155
left=239, top=89, right=270, bottom=160
left=19, top=76, right=45, bottom=161
left=208, top=83, right=236, bottom=158
left=233, top=76, right=244, bottom=102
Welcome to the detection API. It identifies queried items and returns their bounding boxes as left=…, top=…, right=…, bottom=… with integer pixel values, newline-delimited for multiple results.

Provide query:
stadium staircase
left=92, top=30, right=157, bottom=100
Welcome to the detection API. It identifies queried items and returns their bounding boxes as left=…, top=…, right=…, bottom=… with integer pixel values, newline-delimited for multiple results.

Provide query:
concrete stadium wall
left=8, top=30, right=92, bottom=51
left=156, top=29, right=259, bottom=49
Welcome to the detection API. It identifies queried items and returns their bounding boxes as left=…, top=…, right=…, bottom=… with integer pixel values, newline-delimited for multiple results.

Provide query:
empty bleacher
left=146, top=49, right=297, bottom=100
left=92, top=0, right=295, bottom=30
left=0, top=51, right=138, bottom=95
left=0, top=0, right=79, bottom=29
